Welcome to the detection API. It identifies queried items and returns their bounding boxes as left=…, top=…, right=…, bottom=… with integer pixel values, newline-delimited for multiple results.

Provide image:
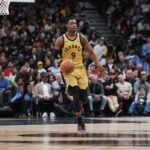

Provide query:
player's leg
left=79, top=88, right=89, bottom=116
left=77, top=67, right=89, bottom=116
left=68, top=85, right=86, bottom=132
left=75, top=67, right=89, bottom=131
left=62, top=71, right=85, bottom=132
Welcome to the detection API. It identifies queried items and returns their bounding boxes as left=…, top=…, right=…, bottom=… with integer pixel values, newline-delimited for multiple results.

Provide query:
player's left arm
left=81, top=34, right=106, bottom=76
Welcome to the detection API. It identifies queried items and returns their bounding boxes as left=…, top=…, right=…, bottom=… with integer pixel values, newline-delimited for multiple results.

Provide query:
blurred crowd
left=0, top=0, right=149, bottom=118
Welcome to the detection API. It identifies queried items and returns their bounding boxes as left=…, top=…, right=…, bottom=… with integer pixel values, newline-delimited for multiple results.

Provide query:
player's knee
left=79, top=89, right=88, bottom=104
left=68, top=86, right=79, bottom=95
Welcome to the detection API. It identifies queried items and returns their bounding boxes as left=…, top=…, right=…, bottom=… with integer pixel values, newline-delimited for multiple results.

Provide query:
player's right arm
left=54, top=36, right=63, bottom=51
left=54, top=36, right=63, bottom=59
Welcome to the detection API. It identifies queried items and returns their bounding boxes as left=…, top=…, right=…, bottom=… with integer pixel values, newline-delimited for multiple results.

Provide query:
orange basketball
left=60, top=59, right=74, bottom=74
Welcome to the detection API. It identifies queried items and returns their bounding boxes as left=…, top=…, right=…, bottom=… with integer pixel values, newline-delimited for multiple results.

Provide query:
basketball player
left=54, top=16, right=105, bottom=132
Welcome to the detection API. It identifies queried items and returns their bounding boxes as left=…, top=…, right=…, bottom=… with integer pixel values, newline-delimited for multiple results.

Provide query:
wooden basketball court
left=0, top=117, right=150, bottom=150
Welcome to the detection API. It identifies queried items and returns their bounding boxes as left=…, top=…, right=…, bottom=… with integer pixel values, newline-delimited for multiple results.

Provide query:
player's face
left=66, top=19, right=77, bottom=32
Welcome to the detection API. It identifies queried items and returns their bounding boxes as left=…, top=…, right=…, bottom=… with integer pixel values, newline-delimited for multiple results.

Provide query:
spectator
left=103, top=57, right=115, bottom=73
left=0, top=71, right=11, bottom=106
left=93, top=39, right=108, bottom=61
left=30, top=47, right=38, bottom=64
left=125, top=69, right=137, bottom=87
left=48, top=74, right=55, bottom=84
left=9, top=67, right=18, bottom=85
left=34, top=72, right=55, bottom=119
left=116, top=74, right=133, bottom=115
left=142, top=37, right=150, bottom=59
left=0, top=72, right=12, bottom=103
left=37, top=60, right=47, bottom=74
left=134, top=71, right=150, bottom=94
left=128, top=86, right=150, bottom=116
left=116, top=53, right=128, bottom=72
left=23, top=74, right=35, bottom=117
left=50, top=72, right=74, bottom=116
left=127, top=59, right=136, bottom=70
left=10, top=77, right=25, bottom=117
left=51, top=72, right=64, bottom=102
left=103, top=74, right=120, bottom=116
left=133, top=69, right=139, bottom=80
left=88, top=75, right=107, bottom=117
left=48, top=59, right=60, bottom=77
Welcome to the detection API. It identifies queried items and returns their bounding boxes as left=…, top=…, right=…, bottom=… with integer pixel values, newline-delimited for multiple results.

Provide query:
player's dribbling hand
left=96, top=65, right=106, bottom=77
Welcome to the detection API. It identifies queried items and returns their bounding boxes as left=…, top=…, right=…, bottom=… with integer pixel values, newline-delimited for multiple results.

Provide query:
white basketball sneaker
left=42, top=112, right=48, bottom=118
left=50, top=112, right=56, bottom=118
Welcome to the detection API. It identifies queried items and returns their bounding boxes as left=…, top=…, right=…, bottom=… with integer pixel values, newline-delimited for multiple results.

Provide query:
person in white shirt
left=116, top=74, right=133, bottom=116
left=93, top=39, right=108, bottom=61
left=34, top=72, right=55, bottom=118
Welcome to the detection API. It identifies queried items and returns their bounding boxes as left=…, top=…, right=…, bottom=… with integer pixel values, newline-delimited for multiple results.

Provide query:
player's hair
left=65, top=16, right=76, bottom=24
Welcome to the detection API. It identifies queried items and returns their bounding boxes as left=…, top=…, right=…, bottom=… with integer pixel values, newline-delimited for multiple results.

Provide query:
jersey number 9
left=71, top=52, right=76, bottom=59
